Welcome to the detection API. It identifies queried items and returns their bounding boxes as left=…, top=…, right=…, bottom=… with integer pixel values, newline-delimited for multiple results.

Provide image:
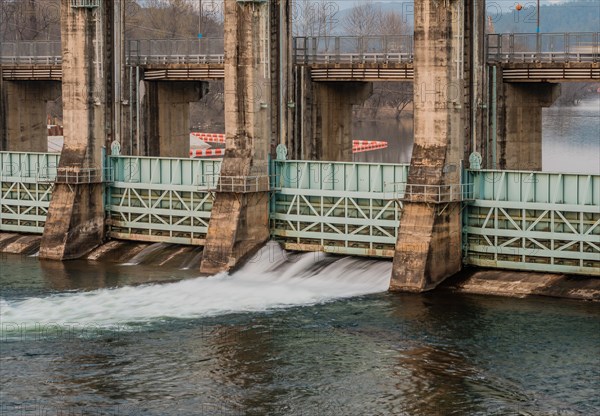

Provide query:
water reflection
left=352, top=96, right=599, bottom=174
left=353, top=118, right=414, bottom=164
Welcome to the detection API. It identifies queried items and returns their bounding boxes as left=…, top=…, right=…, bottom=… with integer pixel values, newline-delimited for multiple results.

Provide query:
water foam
left=1, top=243, right=391, bottom=328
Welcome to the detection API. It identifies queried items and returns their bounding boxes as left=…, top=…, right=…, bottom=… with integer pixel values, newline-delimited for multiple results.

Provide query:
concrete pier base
left=141, top=81, right=207, bottom=157
left=496, top=81, right=560, bottom=170
left=2, top=81, right=60, bottom=152
left=199, top=189, right=269, bottom=275
left=391, top=203, right=462, bottom=292
left=40, top=183, right=105, bottom=259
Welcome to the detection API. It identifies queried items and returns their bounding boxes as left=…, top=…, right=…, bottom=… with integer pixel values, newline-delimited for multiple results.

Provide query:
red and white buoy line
left=352, top=140, right=388, bottom=153
left=191, top=132, right=226, bottom=143
left=190, top=133, right=388, bottom=157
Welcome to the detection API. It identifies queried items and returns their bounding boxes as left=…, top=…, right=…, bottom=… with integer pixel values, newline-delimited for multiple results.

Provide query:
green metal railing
left=270, top=160, right=409, bottom=257
left=1, top=151, right=598, bottom=275
left=0, top=152, right=59, bottom=233
left=107, top=156, right=221, bottom=245
left=464, top=170, right=600, bottom=275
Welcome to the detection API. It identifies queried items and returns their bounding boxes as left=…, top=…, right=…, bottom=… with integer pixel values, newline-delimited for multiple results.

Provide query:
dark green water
left=1, top=248, right=599, bottom=416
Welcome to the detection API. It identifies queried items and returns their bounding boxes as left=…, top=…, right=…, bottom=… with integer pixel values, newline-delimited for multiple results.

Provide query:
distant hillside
left=330, top=1, right=598, bottom=34
left=492, top=0, right=600, bottom=33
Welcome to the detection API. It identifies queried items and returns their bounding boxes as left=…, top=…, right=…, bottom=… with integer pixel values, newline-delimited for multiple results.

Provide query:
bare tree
left=0, top=0, right=60, bottom=41
left=126, top=0, right=223, bottom=39
left=379, top=10, right=409, bottom=36
left=343, top=1, right=381, bottom=37
left=292, top=0, right=340, bottom=37
left=555, top=82, right=599, bottom=106
left=361, top=83, right=412, bottom=120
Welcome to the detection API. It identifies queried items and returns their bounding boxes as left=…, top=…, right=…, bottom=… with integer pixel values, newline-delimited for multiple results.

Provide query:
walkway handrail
left=487, top=32, right=600, bottom=63
left=2, top=33, right=598, bottom=65
left=387, top=183, right=474, bottom=204
left=293, top=35, right=414, bottom=64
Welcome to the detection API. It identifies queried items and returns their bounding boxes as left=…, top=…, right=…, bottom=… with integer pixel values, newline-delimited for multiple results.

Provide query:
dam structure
left=0, top=1, right=598, bottom=290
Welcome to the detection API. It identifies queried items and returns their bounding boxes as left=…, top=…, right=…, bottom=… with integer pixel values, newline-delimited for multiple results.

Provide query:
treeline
left=0, top=0, right=224, bottom=42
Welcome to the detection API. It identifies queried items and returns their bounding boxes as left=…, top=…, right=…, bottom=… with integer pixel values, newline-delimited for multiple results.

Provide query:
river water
left=1, top=243, right=599, bottom=415
left=354, top=96, right=600, bottom=174
left=2, top=99, right=599, bottom=415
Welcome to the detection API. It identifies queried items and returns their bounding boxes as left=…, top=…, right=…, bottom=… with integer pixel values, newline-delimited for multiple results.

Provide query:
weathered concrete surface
left=391, top=202, right=463, bottom=292
left=391, top=0, right=482, bottom=292
left=1, top=234, right=41, bottom=255
left=39, top=0, right=115, bottom=260
left=140, top=81, right=207, bottom=157
left=0, top=233, right=40, bottom=254
left=2, top=81, right=61, bottom=152
left=200, top=1, right=288, bottom=274
left=442, top=268, right=600, bottom=301
left=496, top=80, right=560, bottom=170
left=296, top=78, right=372, bottom=161
left=200, top=189, right=270, bottom=274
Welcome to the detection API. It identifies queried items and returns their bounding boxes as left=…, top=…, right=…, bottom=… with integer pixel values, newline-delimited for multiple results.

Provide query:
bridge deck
left=2, top=33, right=598, bottom=82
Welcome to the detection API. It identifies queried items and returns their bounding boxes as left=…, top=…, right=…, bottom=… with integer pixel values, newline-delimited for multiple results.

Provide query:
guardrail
left=40, top=167, right=112, bottom=184
left=209, top=175, right=270, bottom=193
left=294, top=35, right=414, bottom=64
left=0, top=41, right=62, bottom=65
left=2, top=33, right=598, bottom=66
left=127, top=38, right=224, bottom=65
left=487, top=32, right=599, bottom=63
left=387, top=183, right=474, bottom=203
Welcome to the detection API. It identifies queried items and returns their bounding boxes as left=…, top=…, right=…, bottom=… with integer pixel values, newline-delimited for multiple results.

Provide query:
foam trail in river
left=0, top=242, right=391, bottom=328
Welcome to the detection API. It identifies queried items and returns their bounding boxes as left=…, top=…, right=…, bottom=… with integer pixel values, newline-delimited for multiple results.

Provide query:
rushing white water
left=0, top=243, right=391, bottom=328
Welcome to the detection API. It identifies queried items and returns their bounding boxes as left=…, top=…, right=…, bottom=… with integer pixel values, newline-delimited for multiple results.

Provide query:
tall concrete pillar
left=200, top=0, right=289, bottom=274
left=140, top=81, right=207, bottom=157
left=296, top=78, right=372, bottom=161
left=496, top=80, right=560, bottom=170
left=390, top=0, right=484, bottom=292
left=40, top=0, right=116, bottom=260
left=2, top=81, right=60, bottom=152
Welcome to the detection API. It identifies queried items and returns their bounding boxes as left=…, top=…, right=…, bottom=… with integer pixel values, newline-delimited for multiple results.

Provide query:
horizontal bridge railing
left=487, top=32, right=600, bottom=63
left=386, top=183, right=474, bottom=203
left=2, top=33, right=597, bottom=67
left=127, top=38, right=225, bottom=65
left=464, top=170, right=600, bottom=276
left=293, top=35, right=414, bottom=65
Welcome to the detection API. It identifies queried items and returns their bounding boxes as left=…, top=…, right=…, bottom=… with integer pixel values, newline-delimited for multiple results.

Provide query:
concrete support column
left=391, top=0, right=483, bottom=292
left=40, top=0, right=116, bottom=260
left=200, top=0, right=289, bottom=274
left=2, top=81, right=61, bottom=152
left=140, top=81, right=206, bottom=157
left=496, top=81, right=560, bottom=170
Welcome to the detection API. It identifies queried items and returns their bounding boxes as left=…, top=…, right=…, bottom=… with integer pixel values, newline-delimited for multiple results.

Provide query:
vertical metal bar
left=491, top=66, right=497, bottom=169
